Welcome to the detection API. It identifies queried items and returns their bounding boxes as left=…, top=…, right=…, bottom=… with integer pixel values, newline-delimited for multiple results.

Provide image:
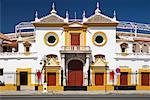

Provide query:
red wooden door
left=76, top=70, right=83, bottom=86
left=120, top=72, right=128, bottom=86
left=68, top=70, right=75, bottom=86
left=71, top=34, right=80, bottom=46
left=95, top=73, right=104, bottom=86
left=68, top=60, right=83, bottom=86
left=47, top=73, right=56, bottom=86
left=141, top=72, right=149, bottom=86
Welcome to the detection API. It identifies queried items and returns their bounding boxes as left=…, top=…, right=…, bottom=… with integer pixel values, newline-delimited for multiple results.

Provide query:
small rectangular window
left=122, top=48, right=126, bottom=53
left=26, top=47, right=30, bottom=52
left=0, top=69, right=3, bottom=75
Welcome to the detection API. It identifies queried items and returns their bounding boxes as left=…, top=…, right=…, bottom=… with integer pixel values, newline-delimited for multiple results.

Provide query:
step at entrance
left=64, top=86, right=87, bottom=91
left=114, top=86, right=136, bottom=90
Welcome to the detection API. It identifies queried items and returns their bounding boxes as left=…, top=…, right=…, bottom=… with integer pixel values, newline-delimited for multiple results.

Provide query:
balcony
left=60, top=46, right=91, bottom=54
left=0, top=52, right=37, bottom=59
left=115, top=53, right=150, bottom=60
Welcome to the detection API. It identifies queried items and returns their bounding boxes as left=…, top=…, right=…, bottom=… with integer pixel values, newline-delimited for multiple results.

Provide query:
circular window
left=92, top=32, right=107, bottom=46
left=48, top=36, right=56, bottom=43
left=95, top=35, right=104, bottom=43
left=44, top=32, right=59, bottom=46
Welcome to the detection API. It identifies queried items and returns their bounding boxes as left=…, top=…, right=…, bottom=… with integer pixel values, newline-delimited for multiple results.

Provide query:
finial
left=66, top=11, right=69, bottom=18
left=35, top=11, right=38, bottom=18
left=97, top=2, right=99, bottom=8
left=35, top=11, right=40, bottom=22
left=95, top=2, right=101, bottom=15
left=82, top=10, right=86, bottom=18
left=134, top=25, right=137, bottom=37
left=113, top=10, right=116, bottom=21
left=50, top=3, right=57, bottom=14
left=82, top=10, right=87, bottom=23
left=74, top=12, right=77, bottom=21
left=65, top=11, right=69, bottom=23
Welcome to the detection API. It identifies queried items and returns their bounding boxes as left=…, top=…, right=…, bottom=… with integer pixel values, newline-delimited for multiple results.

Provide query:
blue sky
left=0, top=0, right=150, bottom=33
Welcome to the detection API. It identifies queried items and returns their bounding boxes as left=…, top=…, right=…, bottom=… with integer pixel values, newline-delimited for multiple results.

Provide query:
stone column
left=84, top=54, right=90, bottom=86
left=61, top=54, right=66, bottom=86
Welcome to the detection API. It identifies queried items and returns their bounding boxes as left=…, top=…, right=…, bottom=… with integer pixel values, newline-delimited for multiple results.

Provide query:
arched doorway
left=68, top=60, right=83, bottom=86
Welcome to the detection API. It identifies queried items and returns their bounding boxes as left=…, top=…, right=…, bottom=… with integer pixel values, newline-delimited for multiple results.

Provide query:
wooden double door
left=141, top=72, right=149, bottom=86
left=47, top=73, right=56, bottom=86
left=120, top=72, right=128, bottom=86
left=68, top=60, right=83, bottom=86
left=95, top=73, right=104, bottom=86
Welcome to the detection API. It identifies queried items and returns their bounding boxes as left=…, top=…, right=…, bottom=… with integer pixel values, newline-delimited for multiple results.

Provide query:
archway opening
left=68, top=60, right=83, bottom=86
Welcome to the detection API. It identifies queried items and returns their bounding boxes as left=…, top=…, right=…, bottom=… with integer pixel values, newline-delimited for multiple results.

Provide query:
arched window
left=132, top=43, right=140, bottom=53
left=120, top=43, right=128, bottom=53
left=141, top=43, right=149, bottom=53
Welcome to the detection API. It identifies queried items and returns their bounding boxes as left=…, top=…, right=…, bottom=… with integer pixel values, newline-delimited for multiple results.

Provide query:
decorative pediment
left=92, top=54, right=108, bottom=67
left=84, top=2, right=118, bottom=25
left=39, top=14, right=65, bottom=23
left=92, top=57, right=107, bottom=67
left=68, top=22, right=83, bottom=27
left=23, top=41, right=31, bottom=47
left=85, top=14, right=116, bottom=24
left=35, top=3, right=65, bottom=24
left=45, top=54, right=60, bottom=66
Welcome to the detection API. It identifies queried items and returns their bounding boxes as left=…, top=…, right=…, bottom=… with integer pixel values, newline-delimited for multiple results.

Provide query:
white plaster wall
left=0, top=59, right=37, bottom=84
left=30, top=42, right=37, bottom=52
left=35, top=27, right=64, bottom=66
left=18, top=41, right=36, bottom=53
left=116, top=41, right=134, bottom=53
left=116, top=59, right=150, bottom=85
left=87, top=27, right=117, bottom=68
left=18, top=42, right=24, bottom=52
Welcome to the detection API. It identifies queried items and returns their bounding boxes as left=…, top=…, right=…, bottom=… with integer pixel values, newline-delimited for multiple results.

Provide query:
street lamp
left=40, top=55, right=48, bottom=83
left=40, top=55, right=48, bottom=93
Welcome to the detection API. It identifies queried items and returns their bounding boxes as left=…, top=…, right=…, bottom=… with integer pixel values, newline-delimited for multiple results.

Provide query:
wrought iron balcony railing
left=60, top=46, right=91, bottom=53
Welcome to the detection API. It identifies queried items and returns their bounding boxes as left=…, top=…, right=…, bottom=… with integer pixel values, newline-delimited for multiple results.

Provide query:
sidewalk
left=0, top=90, right=150, bottom=96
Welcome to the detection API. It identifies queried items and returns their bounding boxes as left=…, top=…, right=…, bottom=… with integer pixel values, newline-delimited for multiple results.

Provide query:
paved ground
left=0, top=95, right=150, bottom=100
left=0, top=90, right=150, bottom=96
left=1, top=91, right=150, bottom=100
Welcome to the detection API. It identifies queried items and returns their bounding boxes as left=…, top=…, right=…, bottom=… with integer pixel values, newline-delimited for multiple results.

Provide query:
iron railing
left=61, top=46, right=91, bottom=51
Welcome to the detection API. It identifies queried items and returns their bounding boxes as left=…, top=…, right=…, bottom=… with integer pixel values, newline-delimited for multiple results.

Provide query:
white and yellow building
left=0, top=3, right=150, bottom=91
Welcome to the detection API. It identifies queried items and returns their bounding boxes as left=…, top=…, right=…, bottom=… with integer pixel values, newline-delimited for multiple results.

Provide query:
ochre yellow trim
left=138, top=68, right=150, bottom=86
left=91, top=66, right=107, bottom=86
left=83, top=30, right=86, bottom=45
left=0, top=84, right=16, bottom=91
left=65, top=30, right=68, bottom=46
left=38, top=86, right=64, bottom=91
left=92, top=31, right=107, bottom=47
left=16, top=68, right=31, bottom=86
left=117, top=68, right=132, bottom=86
left=44, top=32, right=59, bottom=46
left=84, top=23, right=118, bottom=27
left=24, top=52, right=31, bottom=56
left=121, top=52, right=129, bottom=56
left=65, top=30, right=87, bottom=46
left=33, top=23, right=66, bottom=27
left=136, top=86, right=150, bottom=90
left=45, top=66, right=61, bottom=86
